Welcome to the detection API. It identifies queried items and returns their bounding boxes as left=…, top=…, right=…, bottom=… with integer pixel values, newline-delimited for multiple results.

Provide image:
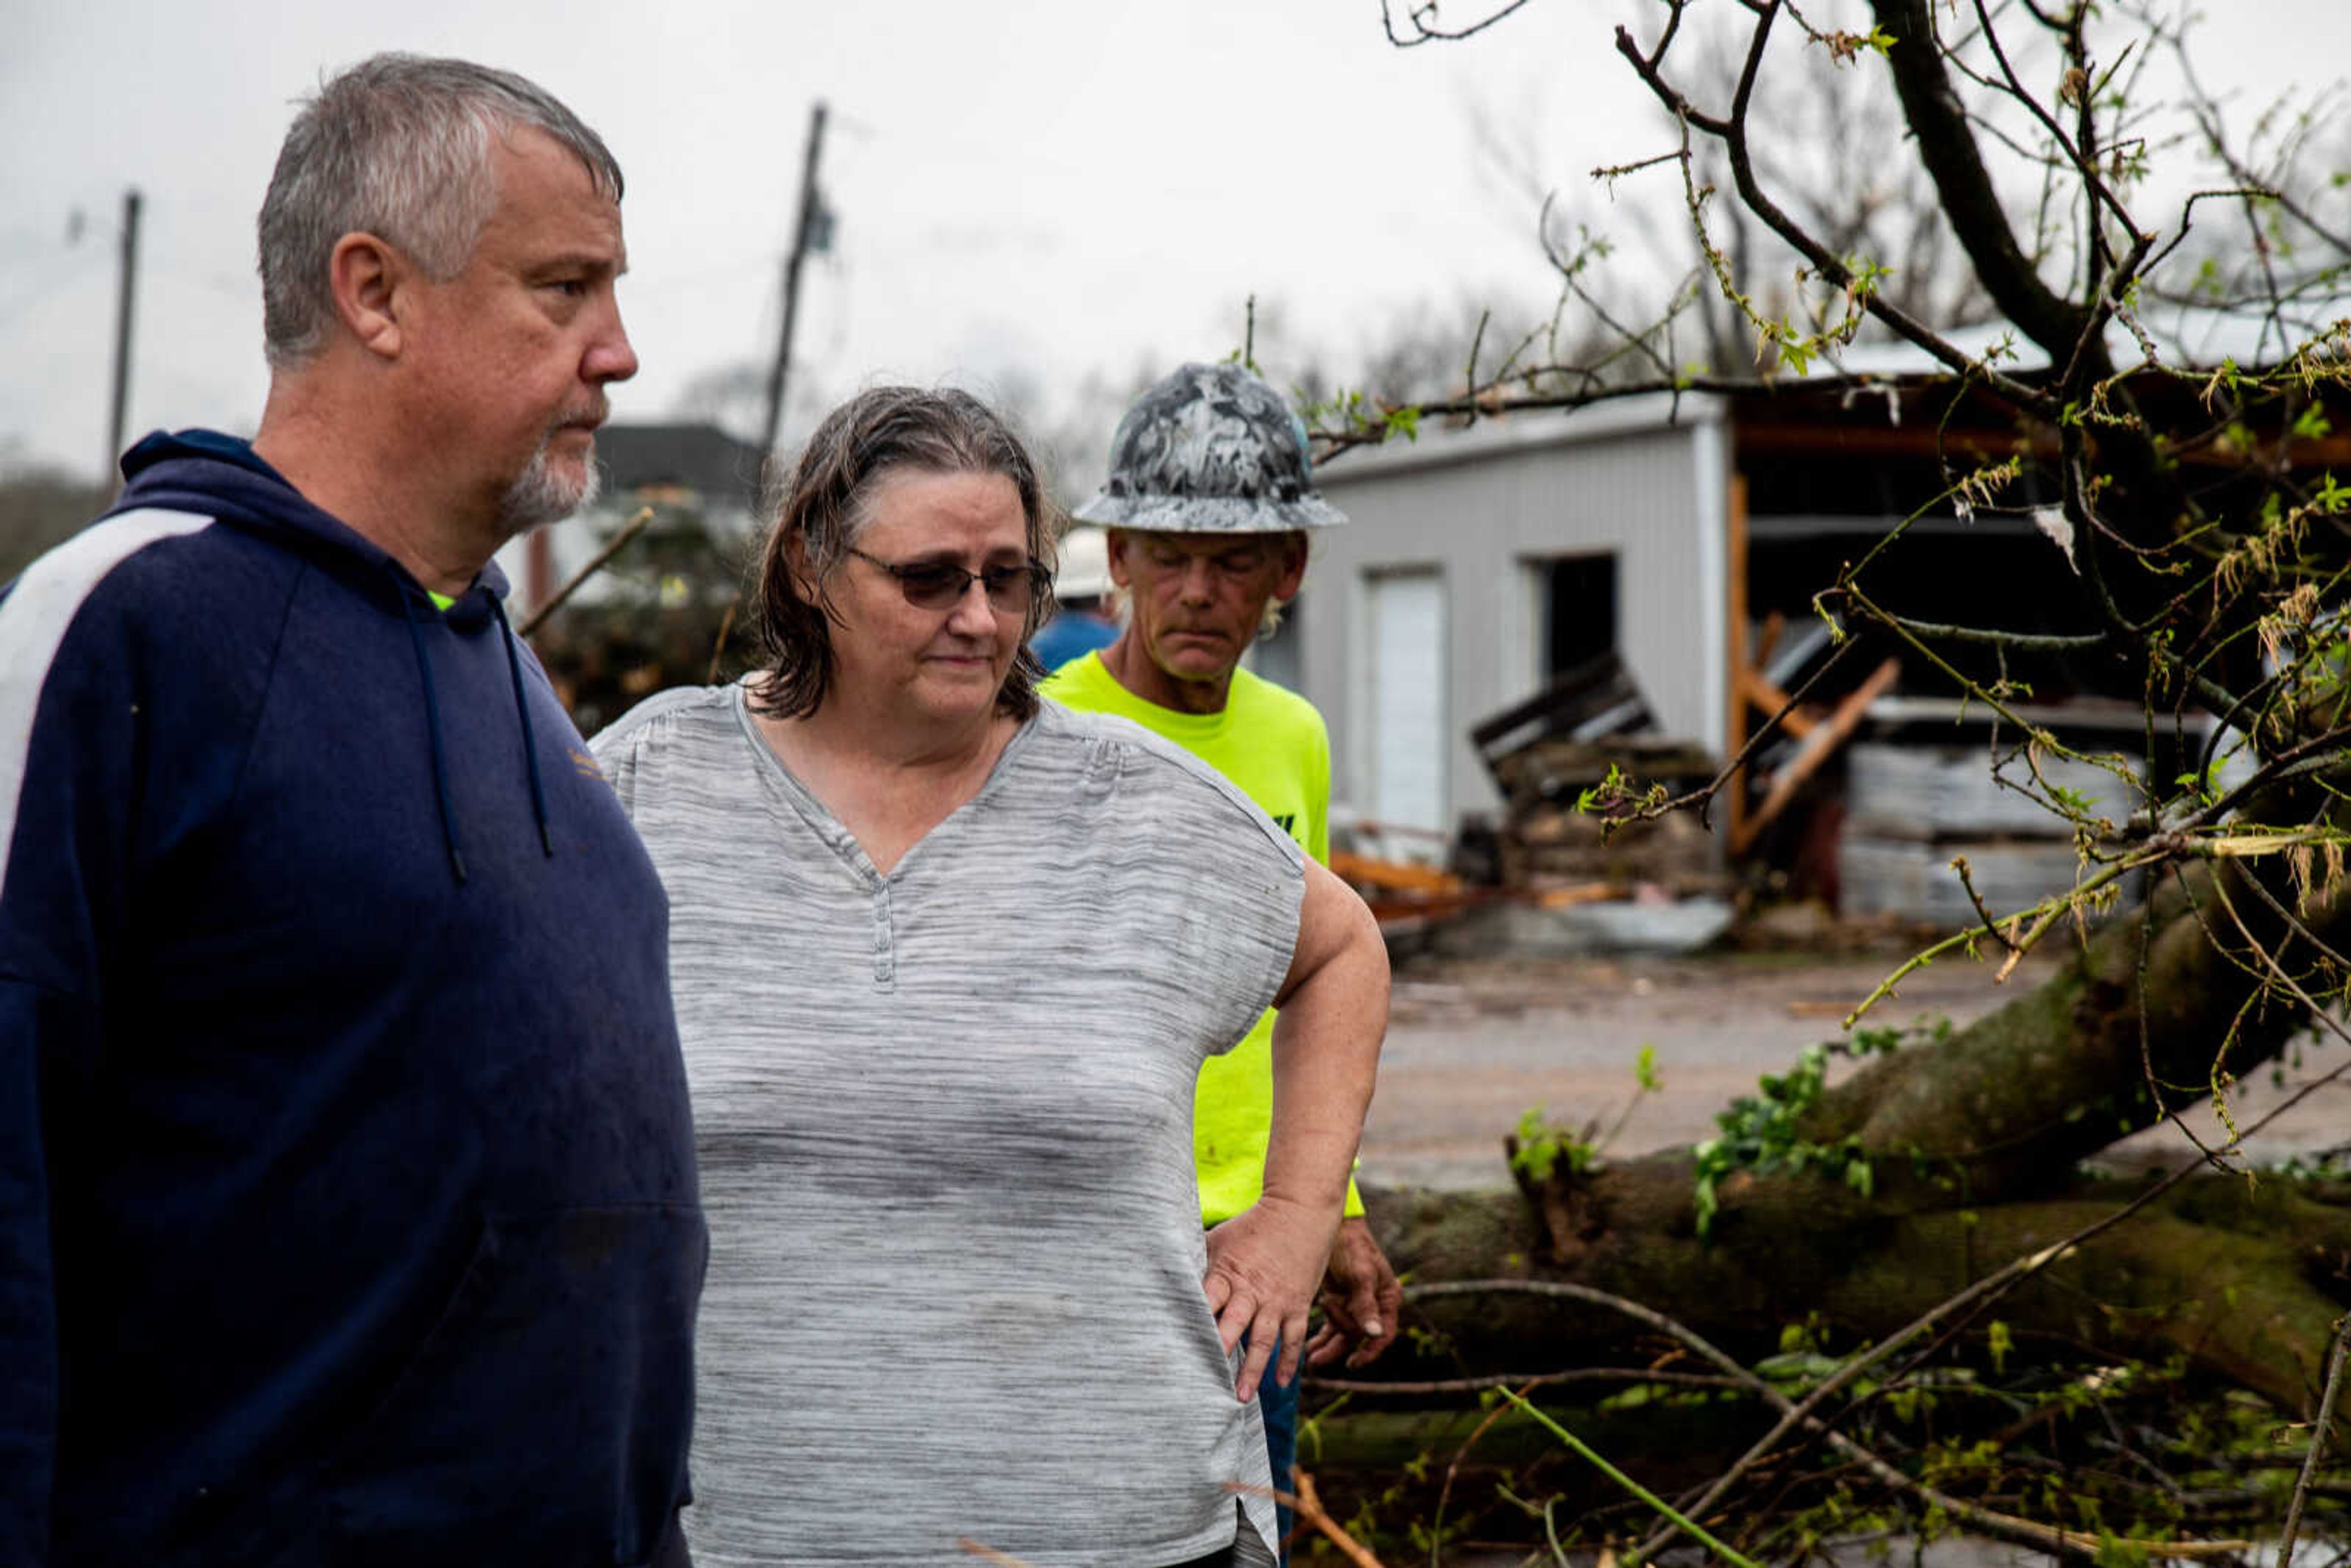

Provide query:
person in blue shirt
left=0, top=54, right=703, bottom=1567
left=1030, top=521, right=1122, bottom=670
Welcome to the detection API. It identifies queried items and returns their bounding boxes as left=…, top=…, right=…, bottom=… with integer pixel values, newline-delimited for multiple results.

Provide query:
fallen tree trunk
left=1810, top=860, right=2344, bottom=1201
left=1344, top=860, right=2351, bottom=1422
left=1360, top=1171, right=2351, bottom=1419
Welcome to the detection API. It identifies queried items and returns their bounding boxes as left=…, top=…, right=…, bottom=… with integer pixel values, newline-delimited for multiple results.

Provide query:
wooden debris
left=1731, top=656, right=1900, bottom=856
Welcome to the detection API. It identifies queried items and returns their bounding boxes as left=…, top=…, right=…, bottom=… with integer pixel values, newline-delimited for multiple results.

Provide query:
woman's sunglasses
left=847, top=547, right=1051, bottom=612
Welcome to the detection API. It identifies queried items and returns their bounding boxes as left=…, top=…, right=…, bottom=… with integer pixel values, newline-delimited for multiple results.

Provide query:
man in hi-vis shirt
left=1041, top=362, right=1402, bottom=1555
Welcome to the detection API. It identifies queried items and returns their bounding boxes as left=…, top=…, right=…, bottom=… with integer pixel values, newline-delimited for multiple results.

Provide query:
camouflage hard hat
left=1071, top=362, right=1348, bottom=535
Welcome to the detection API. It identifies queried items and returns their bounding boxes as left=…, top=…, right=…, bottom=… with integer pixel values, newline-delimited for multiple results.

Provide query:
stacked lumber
left=1469, top=659, right=1723, bottom=898
left=1499, top=795, right=1714, bottom=895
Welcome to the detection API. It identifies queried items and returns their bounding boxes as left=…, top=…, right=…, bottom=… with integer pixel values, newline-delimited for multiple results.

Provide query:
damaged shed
left=1278, top=339, right=2308, bottom=923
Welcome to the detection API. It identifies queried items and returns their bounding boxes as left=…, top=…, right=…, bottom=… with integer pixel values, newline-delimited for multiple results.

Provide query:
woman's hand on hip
left=1202, top=1192, right=1343, bottom=1401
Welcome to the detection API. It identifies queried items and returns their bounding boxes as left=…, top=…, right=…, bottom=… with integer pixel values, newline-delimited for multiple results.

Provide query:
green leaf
left=1597, top=1382, right=1658, bottom=1411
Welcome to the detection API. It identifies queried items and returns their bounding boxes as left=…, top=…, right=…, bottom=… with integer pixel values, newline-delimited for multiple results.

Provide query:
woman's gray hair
left=751, top=386, right=1060, bottom=723
left=258, top=53, right=623, bottom=369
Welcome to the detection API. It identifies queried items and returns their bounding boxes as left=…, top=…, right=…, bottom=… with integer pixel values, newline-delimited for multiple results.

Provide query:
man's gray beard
left=497, top=435, right=601, bottom=533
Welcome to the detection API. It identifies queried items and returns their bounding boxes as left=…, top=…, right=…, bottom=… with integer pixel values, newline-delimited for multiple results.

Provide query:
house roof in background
left=594, top=423, right=767, bottom=512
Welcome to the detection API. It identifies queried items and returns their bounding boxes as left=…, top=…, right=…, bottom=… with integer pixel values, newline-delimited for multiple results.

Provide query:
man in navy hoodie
left=0, top=55, right=704, bottom=1567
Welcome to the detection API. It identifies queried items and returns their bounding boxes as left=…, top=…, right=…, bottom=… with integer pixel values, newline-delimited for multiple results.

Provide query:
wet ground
left=1354, top=948, right=2350, bottom=1193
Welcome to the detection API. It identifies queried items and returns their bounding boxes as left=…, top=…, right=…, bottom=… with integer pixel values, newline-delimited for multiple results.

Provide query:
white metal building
left=1287, top=392, right=1733, bottom=837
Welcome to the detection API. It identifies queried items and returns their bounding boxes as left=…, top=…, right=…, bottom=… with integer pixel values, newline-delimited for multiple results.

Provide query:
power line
left=105, top=188, right=142, bottom=485
left=759, top=100, right=831, bottom=462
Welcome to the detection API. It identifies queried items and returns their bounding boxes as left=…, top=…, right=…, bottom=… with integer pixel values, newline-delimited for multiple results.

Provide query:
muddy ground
left=1354, top=948, right=2350, bottom=1193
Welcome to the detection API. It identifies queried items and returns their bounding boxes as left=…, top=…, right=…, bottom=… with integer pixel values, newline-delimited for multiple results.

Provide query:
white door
left=1366, top=569, right=1447, bottom=839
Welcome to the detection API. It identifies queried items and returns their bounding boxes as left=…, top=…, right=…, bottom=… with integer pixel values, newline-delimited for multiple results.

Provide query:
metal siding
left=1306, top=418, right=1715, bottom=824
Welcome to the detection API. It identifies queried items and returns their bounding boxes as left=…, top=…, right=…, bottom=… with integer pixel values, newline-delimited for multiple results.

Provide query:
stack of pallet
left=1491, top=742, right=1719, bottom=893
left=1471, top=657, right=1721, bottom=896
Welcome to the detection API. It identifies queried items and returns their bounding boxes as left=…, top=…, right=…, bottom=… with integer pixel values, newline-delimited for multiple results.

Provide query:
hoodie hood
left=114, top=428, right=547, bottom=880
left=114, top=429, right=511, bottom=623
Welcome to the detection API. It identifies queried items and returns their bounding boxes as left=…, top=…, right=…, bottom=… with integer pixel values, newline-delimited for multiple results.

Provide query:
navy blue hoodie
left=0, top=433, right=705, bottom=1567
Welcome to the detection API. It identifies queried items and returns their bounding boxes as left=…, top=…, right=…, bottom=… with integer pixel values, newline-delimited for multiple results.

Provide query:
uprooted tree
left=1294, top=0, right=2351, bottom=1558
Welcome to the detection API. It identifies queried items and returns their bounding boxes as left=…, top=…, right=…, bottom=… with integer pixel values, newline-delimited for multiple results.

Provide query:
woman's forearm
left=1262, top=858, right=1390, bottom=1214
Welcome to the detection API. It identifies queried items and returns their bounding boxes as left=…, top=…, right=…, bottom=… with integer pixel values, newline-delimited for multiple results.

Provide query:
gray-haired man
left=0, top=55, right=702, bottom=1566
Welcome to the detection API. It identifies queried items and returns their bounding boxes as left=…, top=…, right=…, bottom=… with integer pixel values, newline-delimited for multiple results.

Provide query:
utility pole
left=759, top=100, right=830, bottom=462
left=105, top=187, right=143, bottom=485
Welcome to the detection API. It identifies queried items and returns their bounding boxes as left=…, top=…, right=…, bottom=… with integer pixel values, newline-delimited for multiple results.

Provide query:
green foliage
left=2045, top=781, right=2097, bottom=819
left=1304, top=1340, right=2345, bottom=1565
left=1511, top=1049, right=1665, bottom=1188
left=1573, top=762, right=1628, bottom=815
left=1779, top=1311, right=1829, bottom=1357
left=1573, top=763, right=1671, bottom=839
left=1509, top=1105, right=1595, bottom=1184
left=2312, top=470, right=2351, bottom=513
left=1690, top=1023, right=1921, bottom=1237
left=1292, top=383, right=1424, bottom=448
left=1404, top=1321, right=1455, bottom=1359
left=1753, top=1349, right=1846, bottom=1394
left=1499, top=1389, right=1766, bottom=1568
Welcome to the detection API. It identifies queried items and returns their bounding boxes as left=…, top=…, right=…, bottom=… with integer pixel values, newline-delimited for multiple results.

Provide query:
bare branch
left=516, top=506, right=656, bottom=639
left=2277, top=1312, right=2351, bottom=1568
left=1378, top=0, right=1535, bottom=48
left=1867, top=0, right=2104, bottom=377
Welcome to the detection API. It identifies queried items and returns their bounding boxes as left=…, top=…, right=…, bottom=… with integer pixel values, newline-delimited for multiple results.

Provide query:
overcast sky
left=4, top=0, right=2345, bottom=484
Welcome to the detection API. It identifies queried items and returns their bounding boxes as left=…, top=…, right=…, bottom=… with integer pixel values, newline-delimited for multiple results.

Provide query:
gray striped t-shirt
left=592, top=685, right=1305, bottom=1567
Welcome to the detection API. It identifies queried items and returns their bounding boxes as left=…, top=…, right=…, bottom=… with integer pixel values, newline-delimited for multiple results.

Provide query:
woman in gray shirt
left=591, top=386, right=1389, bottom=1567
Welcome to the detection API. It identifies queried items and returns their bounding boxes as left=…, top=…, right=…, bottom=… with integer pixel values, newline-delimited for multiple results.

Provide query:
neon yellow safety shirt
left=1042, top=650, right=1365, bottom=1224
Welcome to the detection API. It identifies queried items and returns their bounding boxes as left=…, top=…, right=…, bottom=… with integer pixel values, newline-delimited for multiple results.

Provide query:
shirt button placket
left=872, top=885, right=894, bottom=988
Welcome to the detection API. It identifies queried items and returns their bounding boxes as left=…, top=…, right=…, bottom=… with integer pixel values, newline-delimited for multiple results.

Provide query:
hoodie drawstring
left=490, top=596, right=557, bottom=858
left=396, top=580, right=469, bottom=885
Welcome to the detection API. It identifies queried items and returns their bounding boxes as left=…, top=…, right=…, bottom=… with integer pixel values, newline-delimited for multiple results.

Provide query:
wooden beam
left=1730, top=657, right=1901, bottom=857
left=1733, top=422, right=2058, bottom=461
left=1534, top=882, right=1619, bottom=910
left=1329, top=851, right=1463, bottom=896
left=1739, top=666, right=1818, bottom=739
